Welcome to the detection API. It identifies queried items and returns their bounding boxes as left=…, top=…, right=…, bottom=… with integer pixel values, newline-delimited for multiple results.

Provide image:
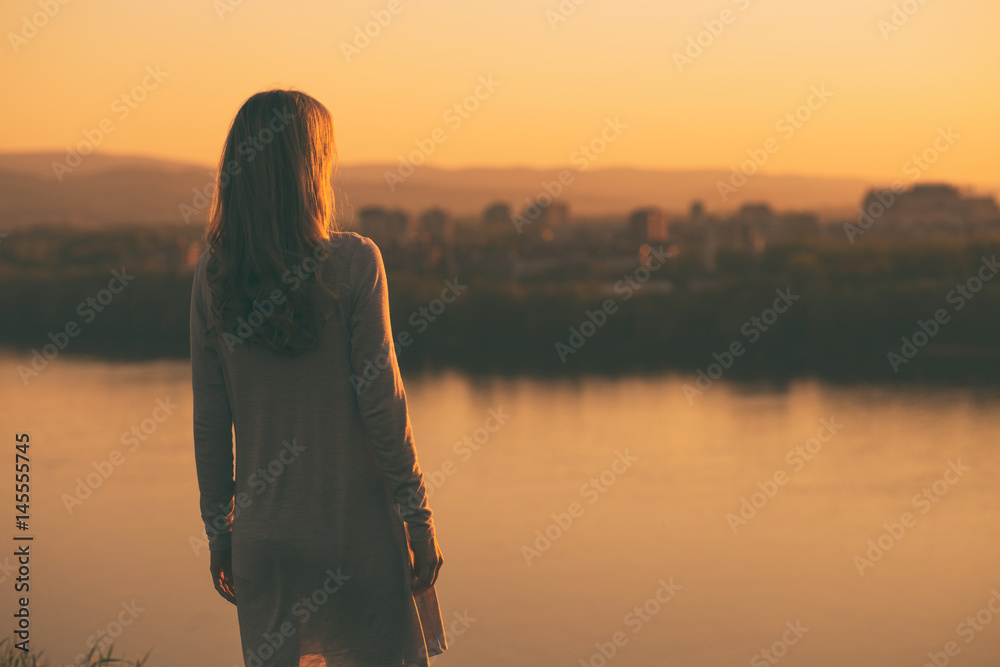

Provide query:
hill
left=0, top=151, right=955, bottom=228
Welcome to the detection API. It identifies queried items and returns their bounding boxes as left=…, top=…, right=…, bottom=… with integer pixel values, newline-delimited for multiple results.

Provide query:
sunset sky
left=2, top=0, right=998, bottom=187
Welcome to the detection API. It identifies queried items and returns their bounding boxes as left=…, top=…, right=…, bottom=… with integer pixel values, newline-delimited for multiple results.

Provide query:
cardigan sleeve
left=190, top=255, right=236, bottom=552
left=348, top=236, right=436, bottom=541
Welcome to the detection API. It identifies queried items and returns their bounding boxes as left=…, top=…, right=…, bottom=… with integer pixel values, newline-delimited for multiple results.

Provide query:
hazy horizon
left=4, top=148, right=1000, bottom=196
left=1, top=148, right=965, bottom=223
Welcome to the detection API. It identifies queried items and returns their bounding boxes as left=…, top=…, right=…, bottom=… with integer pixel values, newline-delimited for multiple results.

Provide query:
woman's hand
left=210, top=547, right=237, bottom=605
left=409, top=535, right=443, bottom=593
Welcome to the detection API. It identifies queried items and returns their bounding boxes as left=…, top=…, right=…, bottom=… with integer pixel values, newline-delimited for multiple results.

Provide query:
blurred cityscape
left=356, top=182, right=1000, bottom=282
left=9, top=181, right=993, bottom=281
left=4, top=181, right=1000, bottom=380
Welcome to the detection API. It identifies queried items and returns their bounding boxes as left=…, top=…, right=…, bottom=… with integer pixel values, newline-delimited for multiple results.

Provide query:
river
left=2, top=353, right=999, bottom=666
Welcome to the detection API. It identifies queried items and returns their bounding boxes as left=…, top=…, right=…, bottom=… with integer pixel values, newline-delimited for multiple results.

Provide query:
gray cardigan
left=190, top=231, right=445, bottom=664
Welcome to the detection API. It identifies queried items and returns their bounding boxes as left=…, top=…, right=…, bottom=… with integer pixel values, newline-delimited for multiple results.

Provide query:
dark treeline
left=3, top=224, right=1000, bottom=384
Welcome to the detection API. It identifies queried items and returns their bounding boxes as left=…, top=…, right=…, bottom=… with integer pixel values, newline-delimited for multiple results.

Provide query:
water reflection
left=2, top=354, right=999, bottom=666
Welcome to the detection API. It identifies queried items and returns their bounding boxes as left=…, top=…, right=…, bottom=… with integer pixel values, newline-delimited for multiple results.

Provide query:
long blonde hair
left=203, top=89, right=342, bottom=356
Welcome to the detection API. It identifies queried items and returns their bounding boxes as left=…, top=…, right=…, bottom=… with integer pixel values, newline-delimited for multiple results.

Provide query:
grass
left=0, top=637, right=151, bottom=666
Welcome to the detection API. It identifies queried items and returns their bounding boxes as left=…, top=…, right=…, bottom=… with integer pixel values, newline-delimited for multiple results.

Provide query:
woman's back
left=192, top=230, right=446, bottom=665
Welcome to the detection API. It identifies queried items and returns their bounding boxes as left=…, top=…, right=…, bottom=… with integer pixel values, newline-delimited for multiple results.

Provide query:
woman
left=190, top=89, right=446, bottom=666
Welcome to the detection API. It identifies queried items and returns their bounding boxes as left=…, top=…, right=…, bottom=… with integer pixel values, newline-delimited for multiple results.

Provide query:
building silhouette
left=417, top=207, right=453, bottom=245
left=482, top=201, right=512, bottom=225
left=860, top=183, right=1000, bottom=238
left=358, top=206, right=412, bottom=249
left=628, top=207, right=669, bottom=244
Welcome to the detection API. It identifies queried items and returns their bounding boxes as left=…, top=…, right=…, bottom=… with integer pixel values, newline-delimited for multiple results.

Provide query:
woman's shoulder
left=324, top=230, right=375, bottom=252
left=323, top=231, right=383, bottom=268
left=318, top=232, right=388, bottom=296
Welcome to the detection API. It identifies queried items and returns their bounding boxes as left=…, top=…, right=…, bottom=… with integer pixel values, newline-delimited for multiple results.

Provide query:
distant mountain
left=0, top=151, right=983, bottom=228
left=0, top=153, right=217, bottom=228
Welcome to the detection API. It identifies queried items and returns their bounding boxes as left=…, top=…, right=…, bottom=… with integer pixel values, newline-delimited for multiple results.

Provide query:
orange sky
left=2, top=0, right=998, bottom=187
